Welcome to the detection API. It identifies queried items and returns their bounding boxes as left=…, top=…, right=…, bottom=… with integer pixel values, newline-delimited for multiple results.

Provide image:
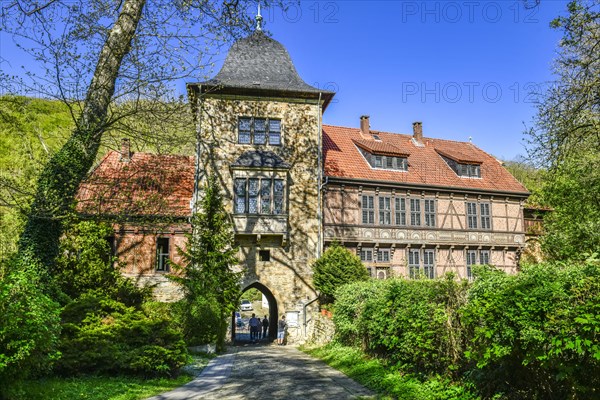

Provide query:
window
left=379, top=197, right=391, bottom=225
left=395, top=197, right=406, bottom=226
left=466, top=250, right=477, bottom=280
left=377, top=249, right=390, bottom=263
left=480, top=250, right=490, bottom=265
left=409, top=248, right=436, bottom=279
left=423, top=249, right=435, bottom=279
left=260, top=179, right=271, bottom=213
left=234, top=178, right=247, bottom=213
left=408, top=249, right=420, bottom=279
left=374, top=155, right=382, bottom=168
left=273, top=179, right=285, bottom=215
left=259, top=250, right=271, bottom=261
left=362, top=195, right=374, bottom=224
left=466, top=202, right=491, bottom=230
left=156, top=238, right=170, bottom=272
left=234, top=178, right=285, bottom=215
left=424, top=199, right=436, bottom=227
left=360, top=248, right=373, bottom=262
left=269, top=120, right=281, bottom=145
left=248, top=178, right=259, bottom=213
left=466, top=202, right=478, bottom=229
left=410, top=198, right=421, bottom=226
left=357, top=147, right=408, bottom=171
left=238, top=117, right=281, bottom=145
left=440, top=155, right=481, bottom=178
left=480, top=203, right=491, bottom=230
left=466, top=250, right=490, bottom=280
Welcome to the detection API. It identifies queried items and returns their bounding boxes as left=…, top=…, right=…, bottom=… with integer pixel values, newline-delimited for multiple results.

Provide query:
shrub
left=463, top=260, right=600, bottom=399
left=56, top=293, right=188, bottom=377
left=55, top=221, right=150, bottom=306
left=0, top=259, right=61, bottom=390
left=334, top=275, right=468, bottom=376
left=312, top=243, right=369, bottom=304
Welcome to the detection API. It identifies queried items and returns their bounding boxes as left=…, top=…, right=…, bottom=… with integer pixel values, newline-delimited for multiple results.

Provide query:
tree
left=171, top=174, right=241, bottom=352
left=0, top=0, right=281, bottom=284
left=312, top=243, right=370, bottom=305
left=527, top=0, right=600, bottom=259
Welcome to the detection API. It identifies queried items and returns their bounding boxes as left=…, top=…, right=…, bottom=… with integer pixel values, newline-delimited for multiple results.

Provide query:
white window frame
left=156, top=237, right=170, bottom=272
left=362, top=195, right=375, bottom=224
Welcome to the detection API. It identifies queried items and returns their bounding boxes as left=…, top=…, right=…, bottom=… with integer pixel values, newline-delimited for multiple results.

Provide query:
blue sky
left=256, top=0, right=568, bottom=160
left=1, top=1, right=569, bottom=160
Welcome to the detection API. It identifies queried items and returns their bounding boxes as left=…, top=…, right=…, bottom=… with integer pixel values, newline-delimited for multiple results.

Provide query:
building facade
left=77, top=28, right=529, bottom=341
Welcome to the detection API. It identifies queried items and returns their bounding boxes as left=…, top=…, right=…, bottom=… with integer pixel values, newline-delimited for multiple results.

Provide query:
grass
left=301, top=342, right=479, bottom=400
left=2, top=354, right=216, bottom=400
left=2, top=375, right=193, bottom=400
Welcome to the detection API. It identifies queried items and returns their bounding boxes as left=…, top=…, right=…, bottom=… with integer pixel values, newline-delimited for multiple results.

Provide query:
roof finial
left=255, top=2, right=263, bottom=32
left=468, top=136, right=473, bottom=143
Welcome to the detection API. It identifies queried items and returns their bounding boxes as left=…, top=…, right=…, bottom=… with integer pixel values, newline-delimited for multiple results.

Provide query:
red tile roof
left=323, top=125, right=529, bottom=195
left=352, top=138, right=410, bottom=157
left=77, top=150, right=195, bottom=218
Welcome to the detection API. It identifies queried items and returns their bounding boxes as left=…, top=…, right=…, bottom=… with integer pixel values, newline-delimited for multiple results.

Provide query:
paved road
left=147, top=344, right=375, bottom=400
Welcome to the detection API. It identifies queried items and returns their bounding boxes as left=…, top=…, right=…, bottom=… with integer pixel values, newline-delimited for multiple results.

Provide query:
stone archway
left=231, top=282, right=279, bottom=342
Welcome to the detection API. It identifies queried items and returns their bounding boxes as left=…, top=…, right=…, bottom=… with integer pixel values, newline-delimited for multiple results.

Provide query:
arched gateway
left=232, top=282, right=278, bottom=342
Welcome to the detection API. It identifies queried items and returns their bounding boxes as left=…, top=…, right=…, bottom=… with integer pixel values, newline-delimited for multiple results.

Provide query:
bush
left=312, top=243, right=369, bottom=304
left=462, top=260, right=600, bottom=399
left=56, top=293, right=188, bottom=377
left=55, top=221, right=150, bottom=306
left=0, top=259, right=61, bottom=390
left=335, top=275, right=468, bottom=376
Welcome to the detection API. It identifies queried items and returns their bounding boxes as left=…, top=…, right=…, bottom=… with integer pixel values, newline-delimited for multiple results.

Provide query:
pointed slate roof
left=231, top=150, right=290, bottom=169
left=189, top=31, right=334, bottom=108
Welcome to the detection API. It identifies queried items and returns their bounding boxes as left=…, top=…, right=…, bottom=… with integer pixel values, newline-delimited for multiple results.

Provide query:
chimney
left=412, top=121, right=423, bottom=142
left=120, top=138, right=131, bottom=162
left=360, top=115, right=370, bottom=137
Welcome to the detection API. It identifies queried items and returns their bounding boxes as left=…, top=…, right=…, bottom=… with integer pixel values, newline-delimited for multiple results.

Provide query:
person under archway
left=277, top=315, right=287, bottom=345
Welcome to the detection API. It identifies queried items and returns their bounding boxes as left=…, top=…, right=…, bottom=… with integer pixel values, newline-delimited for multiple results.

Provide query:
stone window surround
left=232, top=169, right=287, bottom=216
left=237, top=116, right=282, bottom=146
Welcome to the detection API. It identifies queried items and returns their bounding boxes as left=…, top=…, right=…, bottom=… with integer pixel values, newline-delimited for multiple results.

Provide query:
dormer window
left=238, top=117, right=281, bottom=145
left=435, top=149, right=483, bottom=178
left=357, top=147, right=408, bottom=171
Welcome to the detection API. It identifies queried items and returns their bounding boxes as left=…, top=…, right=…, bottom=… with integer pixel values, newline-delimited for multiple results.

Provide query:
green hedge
left=333, top=260, right=600, bottom=399
left=56, top=294, right=188, bottom=378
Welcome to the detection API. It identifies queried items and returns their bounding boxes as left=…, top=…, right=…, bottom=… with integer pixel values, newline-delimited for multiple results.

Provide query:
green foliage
left=527, top=0, right=600, bottom=260
left=55, top=220, right=150, bottom=305
left=0, top=96, right=73, bottom=261
left=303, top=342, right=479, bottom=400
left=56, top=293, right=188, bottom=378
left=463, top=260, right=600, bottom=399
left=334, top=275, right=468, bottom=376
left=0, top=258, right=61, bottom=390
left=332, top=261, right=600, bottom=399
left=312, top=243, right=369, bottom=304
left=170, top=174, right=241, bottom=351
left=538, top=154, right=600, bottom=260
left=2, top=374, right=192, bottom=400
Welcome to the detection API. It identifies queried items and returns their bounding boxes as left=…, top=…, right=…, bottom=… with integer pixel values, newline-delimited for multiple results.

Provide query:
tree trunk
left=18, top=0, right=146, bottom=277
